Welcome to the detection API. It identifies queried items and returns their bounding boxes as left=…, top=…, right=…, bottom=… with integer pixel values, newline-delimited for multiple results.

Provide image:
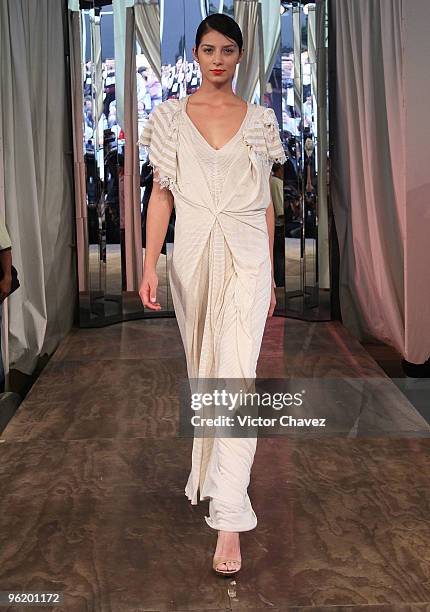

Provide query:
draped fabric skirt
left=166, top=101, right=273, bottom=531
left=176, top=215, right=271, bottom=532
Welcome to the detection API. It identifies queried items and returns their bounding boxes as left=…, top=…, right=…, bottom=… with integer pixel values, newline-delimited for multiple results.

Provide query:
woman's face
left=193, top=29, right=243, bottom=85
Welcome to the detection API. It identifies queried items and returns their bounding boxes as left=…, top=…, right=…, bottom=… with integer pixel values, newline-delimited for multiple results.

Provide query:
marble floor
left=1, top=317, right=430, bottom=612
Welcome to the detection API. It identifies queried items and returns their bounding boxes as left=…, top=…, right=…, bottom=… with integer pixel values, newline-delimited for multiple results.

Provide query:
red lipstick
left=211, top=69, right=225, bottom=75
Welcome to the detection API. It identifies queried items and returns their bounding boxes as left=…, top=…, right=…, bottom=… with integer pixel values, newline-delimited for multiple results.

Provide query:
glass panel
left=81, top=2, right=123, bottom=322
left=278, top=0, right=330, bottom=319
left=74, top=0, right=331, bottom=325
left=302, top=4, right=318, bottom=308
left=280, top=3, right=304, bottom=313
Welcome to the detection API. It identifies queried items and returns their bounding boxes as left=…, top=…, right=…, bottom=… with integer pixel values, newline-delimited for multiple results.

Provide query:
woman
left=138, top=14, right=286, bottom=575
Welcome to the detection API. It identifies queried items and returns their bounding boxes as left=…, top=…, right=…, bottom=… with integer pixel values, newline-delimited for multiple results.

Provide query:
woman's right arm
left=139, top=169, right=174, bottom=310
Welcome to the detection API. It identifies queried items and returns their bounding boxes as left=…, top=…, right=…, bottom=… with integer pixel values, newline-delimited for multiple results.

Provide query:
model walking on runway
left=139, top=13, right=286, bottom=575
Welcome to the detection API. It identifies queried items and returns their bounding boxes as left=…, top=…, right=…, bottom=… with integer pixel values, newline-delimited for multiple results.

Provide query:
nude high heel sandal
left=212, top=557, right=242, bottom=576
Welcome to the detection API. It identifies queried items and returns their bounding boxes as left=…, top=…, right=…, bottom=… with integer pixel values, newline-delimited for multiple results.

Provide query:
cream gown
left=138, top=95, right=286, bottom=532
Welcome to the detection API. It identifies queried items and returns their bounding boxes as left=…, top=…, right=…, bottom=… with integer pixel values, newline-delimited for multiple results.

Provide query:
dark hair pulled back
left=195, top=13, right=243, bottom=53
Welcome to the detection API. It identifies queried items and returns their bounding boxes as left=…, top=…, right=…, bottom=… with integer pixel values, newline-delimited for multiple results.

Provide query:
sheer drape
left=135, top=2, right=161, bottom=83
left=112, top=0, right=135, bottom=128
left=234, top=0, right=264, bottom=102
left=0, top=0, right=75, bottom=375
left=331, top=0, right=405, bottom=356
left=330, top=0, right=429, bottom=363
left=261, top=0, right=281, bottom=87
left=113, top=1, right=160, bottom=137
left=402, top=0, right=430, bottom=363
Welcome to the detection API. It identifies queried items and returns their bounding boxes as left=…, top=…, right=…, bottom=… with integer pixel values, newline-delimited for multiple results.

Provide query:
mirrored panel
left=71, top=0, right=166, bottom=325
left=70, top=0, right=331, bottom=326
left=276, top=0, right=331, bottom=319
left=76, top=2, right=125, bottom=323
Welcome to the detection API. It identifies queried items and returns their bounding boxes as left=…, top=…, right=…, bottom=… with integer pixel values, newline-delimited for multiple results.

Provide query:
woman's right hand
left=139, top=268, right=161, bottom=310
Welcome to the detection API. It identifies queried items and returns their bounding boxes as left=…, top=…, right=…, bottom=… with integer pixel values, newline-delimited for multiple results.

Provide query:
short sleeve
left=262, top=107, right=287, bottom=165
left=137, top=106, right=165, bottom=174
left=137, top=110, right=155, bottom=149
left=137, top=101, right=180, bottom=191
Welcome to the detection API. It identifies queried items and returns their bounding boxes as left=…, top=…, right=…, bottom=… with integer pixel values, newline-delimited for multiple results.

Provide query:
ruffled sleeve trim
left=137, top=100, right=181, bottom=192
left=262, top=107, right=287, bottom=165
left=242, top=105, right=287, bottom=167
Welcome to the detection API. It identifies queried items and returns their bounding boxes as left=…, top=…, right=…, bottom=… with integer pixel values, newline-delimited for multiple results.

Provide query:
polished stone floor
left=1, top=317, right=430, bottom=611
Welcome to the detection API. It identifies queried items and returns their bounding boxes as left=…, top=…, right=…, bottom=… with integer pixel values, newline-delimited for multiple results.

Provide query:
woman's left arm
left=266, top=178, right=275, bottom=285
left=266, top=177, right=276, bottom=316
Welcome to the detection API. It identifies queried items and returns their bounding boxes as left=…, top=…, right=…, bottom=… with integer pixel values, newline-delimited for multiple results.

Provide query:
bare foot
left=213, top=530, right=241, bottom=573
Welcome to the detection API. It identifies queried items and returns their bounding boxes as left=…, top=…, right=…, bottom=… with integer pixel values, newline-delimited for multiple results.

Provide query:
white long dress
left=138, top=95, right=286, bottom=532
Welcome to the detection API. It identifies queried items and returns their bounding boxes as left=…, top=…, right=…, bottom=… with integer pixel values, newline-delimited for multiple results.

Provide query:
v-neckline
left=182, top=95, right=249, bottom=152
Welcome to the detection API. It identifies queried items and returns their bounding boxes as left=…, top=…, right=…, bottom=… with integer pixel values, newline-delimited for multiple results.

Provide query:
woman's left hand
left=268, top=281, right=276, bottom=317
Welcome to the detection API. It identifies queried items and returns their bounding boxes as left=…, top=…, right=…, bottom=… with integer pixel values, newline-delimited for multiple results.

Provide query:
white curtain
left=402, top=0, right=430, bottom=363
left=234, top=0, right=264, bottom=102
left=261, top=0, right=281, bottom=86
left=112, top=0, right=135, bottom=128
left=135, top=2, right=161, bottom=83
left=0, top=0, right=75, bottom=375
left=330, top=0, right=429, bottom=364
left=97, top=0, right=161, bottom=140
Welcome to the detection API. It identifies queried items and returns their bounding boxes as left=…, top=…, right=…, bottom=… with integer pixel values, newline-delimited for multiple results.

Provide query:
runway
left=1, top=316, right=430, bottom=611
